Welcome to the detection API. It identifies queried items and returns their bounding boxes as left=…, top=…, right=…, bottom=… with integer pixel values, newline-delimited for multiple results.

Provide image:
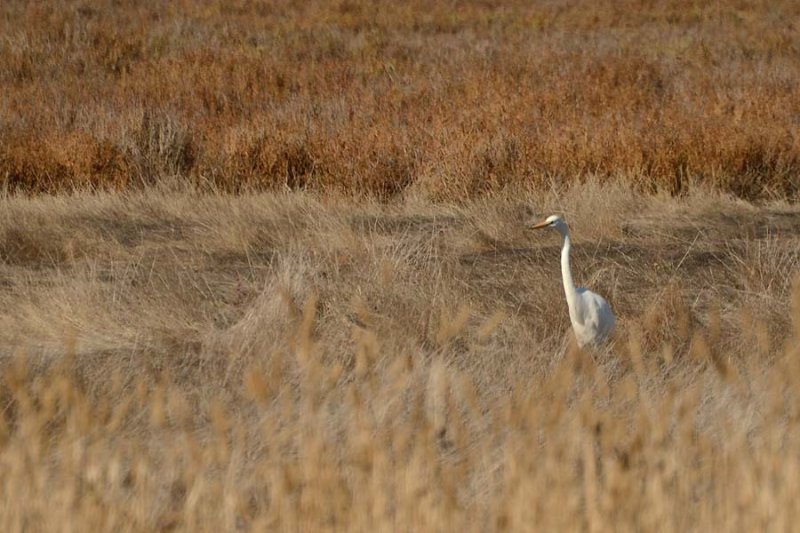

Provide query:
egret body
left=530, top=215, right=615, bottom=347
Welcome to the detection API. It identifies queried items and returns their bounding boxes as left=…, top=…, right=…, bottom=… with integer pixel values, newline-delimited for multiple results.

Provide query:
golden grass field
left=1, top=182, right=800, bottom=531
left=2, top=1, right=800, bottom=531
left=1, top=0, right=800, bottom=198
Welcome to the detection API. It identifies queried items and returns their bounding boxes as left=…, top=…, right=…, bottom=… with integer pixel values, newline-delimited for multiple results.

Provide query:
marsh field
left=2, top=1, right=800, bottom=531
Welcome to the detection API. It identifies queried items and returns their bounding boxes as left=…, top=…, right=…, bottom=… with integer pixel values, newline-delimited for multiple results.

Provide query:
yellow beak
left=529, top=220, right=550, bottom=230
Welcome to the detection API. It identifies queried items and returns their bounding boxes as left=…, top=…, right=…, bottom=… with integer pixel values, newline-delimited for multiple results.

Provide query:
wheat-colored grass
left=0, top=182, right=798, bottom=530
left=3, top=1, right=800, bottom=530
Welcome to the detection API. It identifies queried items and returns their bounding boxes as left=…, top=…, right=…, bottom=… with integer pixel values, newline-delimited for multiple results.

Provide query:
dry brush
left=1, top=0, right=800, bottom=198
left=0, top=183, right=798, bottom=530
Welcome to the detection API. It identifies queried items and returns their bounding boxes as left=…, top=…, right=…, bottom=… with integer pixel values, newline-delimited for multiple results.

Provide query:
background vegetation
left=2, top=1, right=800, bottom=530
left=1, top=0, right=799, bottom=198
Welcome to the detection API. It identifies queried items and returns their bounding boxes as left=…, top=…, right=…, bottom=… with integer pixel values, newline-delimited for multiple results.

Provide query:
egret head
left=528, top=214, right=566, bottom=231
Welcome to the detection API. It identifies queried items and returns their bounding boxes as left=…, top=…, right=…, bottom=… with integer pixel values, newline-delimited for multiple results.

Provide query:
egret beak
left=529, top=219, right=550, bottom=230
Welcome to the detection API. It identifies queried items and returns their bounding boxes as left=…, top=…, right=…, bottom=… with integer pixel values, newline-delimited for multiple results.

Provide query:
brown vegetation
left=0, top=182, right=799, bottom=529
left=3, top=1, right=800, bottom=529
left=1, top=0, right=800, bottom=198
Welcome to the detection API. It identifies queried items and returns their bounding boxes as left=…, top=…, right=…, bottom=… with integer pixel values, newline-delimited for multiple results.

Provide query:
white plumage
left=530, top=215, right=616, bottom=348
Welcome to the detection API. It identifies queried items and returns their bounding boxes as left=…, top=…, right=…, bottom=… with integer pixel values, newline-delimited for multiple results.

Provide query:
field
left=2, top=1, right=800, bottom=531
left=1, top=183, right=799, bottom=530
left=2, top=0, right=800, bottom=198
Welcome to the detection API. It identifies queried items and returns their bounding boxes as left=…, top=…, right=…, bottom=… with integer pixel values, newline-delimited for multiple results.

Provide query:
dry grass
left=0, top=182, right=799, bottom=530
left=1, top=0, right=800, bottom=198
left=3, top=1, right=800, bottom=529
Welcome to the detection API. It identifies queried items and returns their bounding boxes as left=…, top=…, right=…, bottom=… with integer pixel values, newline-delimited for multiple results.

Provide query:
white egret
left=530, top=215, right=615, bottom=348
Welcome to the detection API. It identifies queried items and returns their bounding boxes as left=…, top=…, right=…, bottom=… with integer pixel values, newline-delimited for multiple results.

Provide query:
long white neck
left=558, top=226, right=579, bottom=321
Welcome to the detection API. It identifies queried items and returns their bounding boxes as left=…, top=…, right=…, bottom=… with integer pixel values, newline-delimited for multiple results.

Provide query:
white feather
left=534, top=215, right=616, bottom=347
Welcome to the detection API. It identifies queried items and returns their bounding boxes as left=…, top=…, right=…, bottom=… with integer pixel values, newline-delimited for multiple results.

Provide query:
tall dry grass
left=0, top=182, right=799, bottom=530
left=1, top=0, right=800, bottom=198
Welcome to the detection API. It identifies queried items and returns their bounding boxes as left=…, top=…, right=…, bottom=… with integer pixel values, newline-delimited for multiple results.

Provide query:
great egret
left=530, top=215, right=615, bottom=348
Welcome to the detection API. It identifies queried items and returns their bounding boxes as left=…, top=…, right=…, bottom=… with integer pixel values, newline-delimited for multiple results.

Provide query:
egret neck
left=557, top=224, right=580, bottom=325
